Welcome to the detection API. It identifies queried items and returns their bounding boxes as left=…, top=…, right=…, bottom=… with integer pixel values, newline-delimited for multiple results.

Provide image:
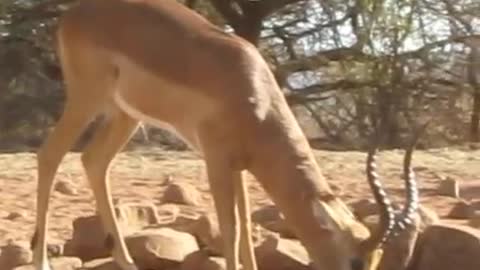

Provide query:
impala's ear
left=312, top=201, right=339, bottom=232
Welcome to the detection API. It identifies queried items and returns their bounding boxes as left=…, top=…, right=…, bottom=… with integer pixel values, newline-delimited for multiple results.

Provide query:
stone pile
left=0, top=181, right=478, bottom=270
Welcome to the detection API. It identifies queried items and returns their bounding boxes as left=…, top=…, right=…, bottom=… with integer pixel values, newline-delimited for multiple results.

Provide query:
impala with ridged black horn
left=31, top=1, right=420, bottom=270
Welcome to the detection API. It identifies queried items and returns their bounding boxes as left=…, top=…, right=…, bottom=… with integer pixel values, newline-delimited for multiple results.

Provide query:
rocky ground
left=0, top=144, right=479, bottom=269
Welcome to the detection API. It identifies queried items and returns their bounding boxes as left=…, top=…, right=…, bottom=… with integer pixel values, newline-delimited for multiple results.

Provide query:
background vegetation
left=0, top=0, right=479, bottom=152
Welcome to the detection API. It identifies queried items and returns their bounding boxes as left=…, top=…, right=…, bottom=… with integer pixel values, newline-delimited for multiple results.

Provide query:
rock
left=458, top=180, right=480, bottom=200
left=114, top=202, right=159, bottom=233
left=417, top=205, right=440, bottom=228
left=156, top=204, right=181, bottom=224
left=54, top=180, right=78, bottom=196
left=189, top=213, right=223, bottom=256
left=350, top=199, right=378, bottom=219
left=469, top=211, right=480, bottom=228
left=181, top=251, right=226, bottom=270
left=362, top=205, right=438, bottom=232
left=255, top=235, right=310, bottom=270
left=63, top=215, right=109, bottom=261
left=47, top=241, right=64, bottom=257
left=437, top=177, right=459, bottom=198
left=162, top=183, right=202, bottom=206
left=252, top=205, right=295, bottom=238
left=14, top=257, right=82, bottom=270
left=125, top=228, right=199, bottom=270
left=167, top=205, right=204, bottom=229
left=165, top=209, right=271, bottom=258
left=65, top=202, right=160, bottom=261
left=350, top=199, right=437, bottom=224
left=5, top=211, right=26, bottom=220
left=411, top=223, right=480, bottom=270
left=377, top=214, right=421, bottom=270
left=447, top=200, right=475, bottom=219
left=164, top=212, right=223, bottom=256
left=363, top=206, right=438, bottom=270
left=140, top=205, right=223, bottom=257
left=0, top=240, right=32, bottom=270
left=82, top=258, right=119, bottom=270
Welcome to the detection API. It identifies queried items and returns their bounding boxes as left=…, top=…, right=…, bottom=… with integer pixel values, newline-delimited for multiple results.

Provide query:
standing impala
left=32, top=1, right=420, bottom=270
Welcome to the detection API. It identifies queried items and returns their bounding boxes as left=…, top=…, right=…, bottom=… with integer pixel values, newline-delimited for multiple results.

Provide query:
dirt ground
left=0, top=143, right=479, bottom=246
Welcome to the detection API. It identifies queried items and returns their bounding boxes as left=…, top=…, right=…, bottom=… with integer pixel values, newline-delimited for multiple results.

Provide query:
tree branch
left=209, top=0, right=243, bottom=26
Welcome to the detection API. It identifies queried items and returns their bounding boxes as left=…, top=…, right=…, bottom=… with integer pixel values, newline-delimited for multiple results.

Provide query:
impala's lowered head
left=309, top=133, right=421, bottom=270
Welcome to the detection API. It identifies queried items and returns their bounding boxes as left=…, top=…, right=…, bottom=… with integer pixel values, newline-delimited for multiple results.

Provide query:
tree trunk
left=468, top=47, right=480, bottom=142
left=470, top=89, right=480, bottom=142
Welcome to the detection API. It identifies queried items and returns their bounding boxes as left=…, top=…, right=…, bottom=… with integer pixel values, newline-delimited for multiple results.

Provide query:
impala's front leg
left=235, top=171, right=258, bottom=270
left=34, top=100, right=99, bottom=270
left=81, top=108, right=139, bottom=270
left=204, top=150, right=241, bottom=270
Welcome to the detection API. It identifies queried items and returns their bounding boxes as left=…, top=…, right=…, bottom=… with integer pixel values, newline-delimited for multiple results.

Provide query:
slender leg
left=235, top=171, right=258, bottom=270
left=80, top=107, right=139, bottom=270
left=205, top=153, right=241, bottom=270
left=33, top=100, right=98, bottom=270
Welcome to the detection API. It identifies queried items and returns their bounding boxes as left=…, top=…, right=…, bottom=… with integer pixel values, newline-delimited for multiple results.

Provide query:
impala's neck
left=248, top=98, right=334, bottom=202
left=246, top=97, right=369, bottom=268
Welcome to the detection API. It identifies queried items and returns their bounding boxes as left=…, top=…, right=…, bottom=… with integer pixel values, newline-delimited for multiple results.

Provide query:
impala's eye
left=350, top=258, right=364, bottom=270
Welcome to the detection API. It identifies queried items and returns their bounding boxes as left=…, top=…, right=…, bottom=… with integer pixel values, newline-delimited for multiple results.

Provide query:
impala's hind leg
left=80, top=106, right=139, bottom=270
